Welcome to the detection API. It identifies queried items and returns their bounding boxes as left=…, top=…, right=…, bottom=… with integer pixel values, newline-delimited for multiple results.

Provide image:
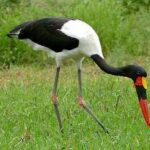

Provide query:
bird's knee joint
left=51, top=93, right=58, bottom=104
left=78, top=96, right=86, bottom=107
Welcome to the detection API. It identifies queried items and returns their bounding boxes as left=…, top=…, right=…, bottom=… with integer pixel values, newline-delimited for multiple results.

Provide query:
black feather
left=8, top=17, right=79, bottom=52
left=7, top=21, right=33, bottom=37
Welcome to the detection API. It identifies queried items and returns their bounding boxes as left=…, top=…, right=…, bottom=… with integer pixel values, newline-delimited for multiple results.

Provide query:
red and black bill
left=134, top=76, right=149, bottom=126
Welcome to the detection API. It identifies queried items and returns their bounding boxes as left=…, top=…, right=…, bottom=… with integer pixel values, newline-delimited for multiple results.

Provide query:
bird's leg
left=77, top=69, right=109, bottom=134
left=51, top=67, right=63, bottom=133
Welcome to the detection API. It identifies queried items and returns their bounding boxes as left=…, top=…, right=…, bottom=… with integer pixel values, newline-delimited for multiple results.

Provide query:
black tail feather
left=7, top=33, right=19, bottom=38
left=7, top=21, right=32, bottom=38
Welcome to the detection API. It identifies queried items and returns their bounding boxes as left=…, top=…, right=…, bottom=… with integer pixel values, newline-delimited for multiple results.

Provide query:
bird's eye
left=137, top=71, right=140, bottom=75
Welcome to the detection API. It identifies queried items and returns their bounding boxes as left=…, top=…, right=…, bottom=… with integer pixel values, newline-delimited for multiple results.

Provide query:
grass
left=0, top=0, right=150, bottom=149
left=0, top=60, right=150, bottom=149
left=0, top=0, right=150, bottom=65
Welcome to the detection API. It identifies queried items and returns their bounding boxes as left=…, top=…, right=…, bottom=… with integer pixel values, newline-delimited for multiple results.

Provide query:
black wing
left=16, top=18, right=79, bottom=52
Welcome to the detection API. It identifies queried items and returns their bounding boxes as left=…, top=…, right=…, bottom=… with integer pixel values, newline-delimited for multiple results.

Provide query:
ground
left=0, top=63, right=150, bottom=149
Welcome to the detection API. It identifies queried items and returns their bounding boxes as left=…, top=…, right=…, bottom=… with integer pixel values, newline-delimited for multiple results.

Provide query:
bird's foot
left=78, top=96, right=86, bottom=107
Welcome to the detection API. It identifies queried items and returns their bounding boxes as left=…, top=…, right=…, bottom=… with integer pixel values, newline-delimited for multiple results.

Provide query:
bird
left=7, top=17, right=149, bottom=133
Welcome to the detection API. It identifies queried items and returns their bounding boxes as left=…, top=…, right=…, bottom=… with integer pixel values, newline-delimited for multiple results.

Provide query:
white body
left=24, top=20, right=104, bottom=67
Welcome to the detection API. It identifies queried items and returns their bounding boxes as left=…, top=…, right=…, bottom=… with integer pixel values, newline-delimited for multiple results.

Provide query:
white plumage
left=22, top=19, right=104, bottom=67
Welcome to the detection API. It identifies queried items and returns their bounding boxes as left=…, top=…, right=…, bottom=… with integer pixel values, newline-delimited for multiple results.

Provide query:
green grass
left=0, top=62, right=150, bottom=149
left=0, top=0, right=150, bottom=149
left=0, top=0, right=150, bottom=65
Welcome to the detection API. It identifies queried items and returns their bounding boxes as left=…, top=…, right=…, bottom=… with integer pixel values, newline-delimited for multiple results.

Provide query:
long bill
left=134, top=76, right=150, bottom=126
left=91, top=54, right=149, bottom=126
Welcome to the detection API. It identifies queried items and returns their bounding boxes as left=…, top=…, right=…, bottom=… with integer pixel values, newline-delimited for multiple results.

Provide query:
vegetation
left=0, top=0, right=150, bottom=149
left=0, top=0, right=150, bottom=66
left=0, top=65, right=150, bottom=149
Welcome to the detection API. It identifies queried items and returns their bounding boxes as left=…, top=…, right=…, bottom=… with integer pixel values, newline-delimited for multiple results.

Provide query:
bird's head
left=121, top=65, right=147, bottom=80
left=122, top=65, right=149, bottom=126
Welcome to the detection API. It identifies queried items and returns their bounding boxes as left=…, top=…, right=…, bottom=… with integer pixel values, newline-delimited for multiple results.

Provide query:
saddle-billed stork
left=7, top=17, right=149, bottom=134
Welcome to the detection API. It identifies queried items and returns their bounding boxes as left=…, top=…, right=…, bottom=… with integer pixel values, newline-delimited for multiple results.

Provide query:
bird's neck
left=91, top=54, right=125, bottom=77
